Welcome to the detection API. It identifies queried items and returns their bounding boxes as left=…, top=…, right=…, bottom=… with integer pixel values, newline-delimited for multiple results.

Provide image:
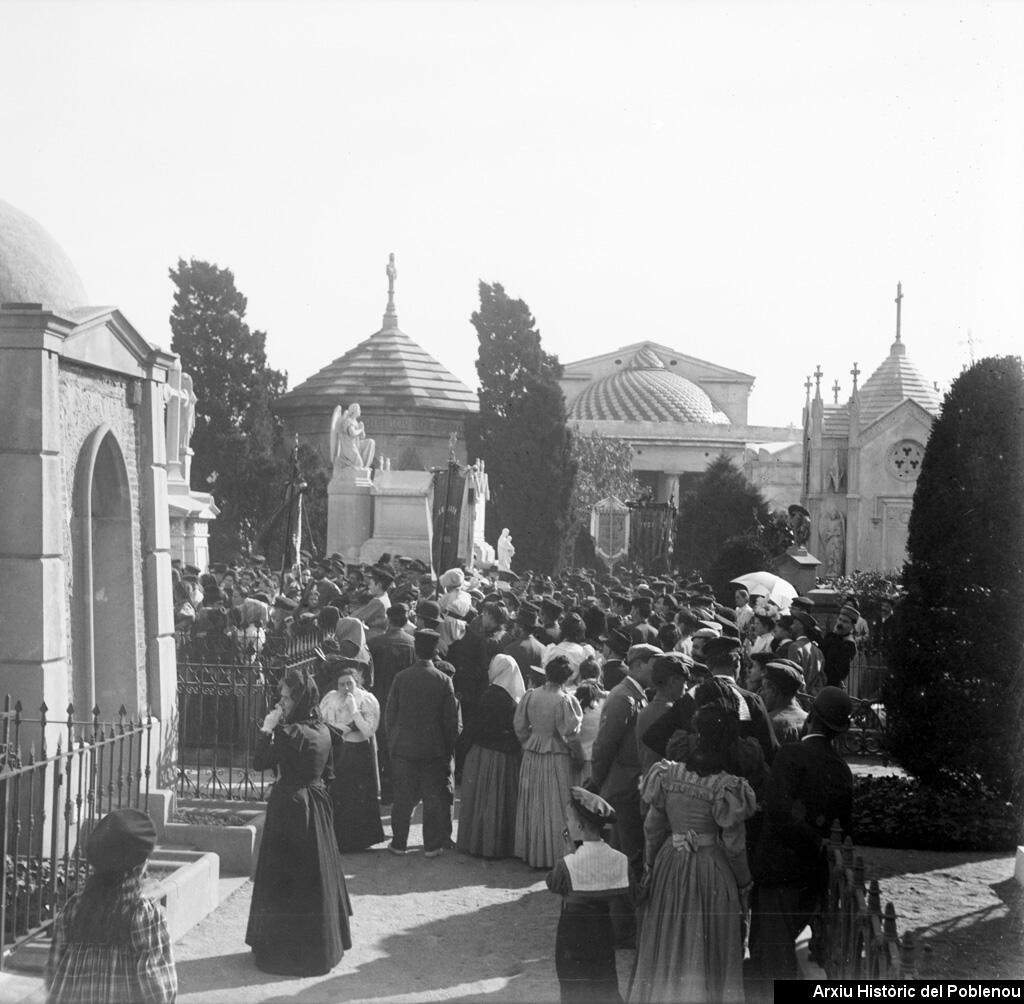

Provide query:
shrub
left=853, top=774, right=1020, bottom=851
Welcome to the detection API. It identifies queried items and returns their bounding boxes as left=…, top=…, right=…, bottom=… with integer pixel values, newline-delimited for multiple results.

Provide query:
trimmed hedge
left=853, top=774, right=1020, bottom=852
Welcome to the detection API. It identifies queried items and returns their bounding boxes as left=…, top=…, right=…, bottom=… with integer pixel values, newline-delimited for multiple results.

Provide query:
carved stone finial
left=813, top=365, right=823, bottom=398
left=832, top=379, right=841, bottom=404
left=384, top=253, right=398, bottom=326
left=895, top=280, right=903, bottom=343
left=851, top=361, right=861, bottom=392
left=804, top=375, right=813, bottom=402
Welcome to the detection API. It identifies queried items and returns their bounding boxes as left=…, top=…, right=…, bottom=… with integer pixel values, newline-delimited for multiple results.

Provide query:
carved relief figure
left=820, top=507, right=846, bottom=576
left=826, top=448, right=845, bottom=493
left=496, top=528, right=515, bottom=571
left=330, top=402, right=376, bottom=472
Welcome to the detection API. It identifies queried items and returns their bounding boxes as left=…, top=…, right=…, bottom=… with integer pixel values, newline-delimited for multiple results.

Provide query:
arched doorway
left=73, top=427, right=137, bottom=717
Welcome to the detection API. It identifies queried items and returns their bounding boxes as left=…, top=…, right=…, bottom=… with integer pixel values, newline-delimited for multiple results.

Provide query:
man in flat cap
left=369, top=602, right=417, bottom=803
left=384, top=629, right=461, bottom=856
left=760, top=659, right=808, bottom=745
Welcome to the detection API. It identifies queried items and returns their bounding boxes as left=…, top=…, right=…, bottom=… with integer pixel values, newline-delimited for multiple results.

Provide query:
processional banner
left=431, top=464, right=466, bottom=575
left=590, top=496, right=630, bottom=566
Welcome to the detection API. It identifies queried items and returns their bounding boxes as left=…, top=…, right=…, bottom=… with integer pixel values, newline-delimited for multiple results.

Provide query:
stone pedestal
left=775, top=546, right=822, bottom=598
left=359, top=470, right=434, bottom=565
left=327, top=471, right=374, bottom=563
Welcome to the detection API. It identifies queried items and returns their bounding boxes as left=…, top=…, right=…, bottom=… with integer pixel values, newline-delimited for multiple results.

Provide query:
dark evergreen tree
left=884, top=356, right=1024, bottom=801
left=169, top=259, right=289, bottom=558
left=676, top=454, right=771, bottom=573
left=466, top=282, right=575, bottom=574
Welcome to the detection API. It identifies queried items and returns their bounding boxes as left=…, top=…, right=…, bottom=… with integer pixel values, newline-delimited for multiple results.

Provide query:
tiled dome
left=857, top=338, right=942, bottom=427
left=0, top=200, right=88, bottom=314
left=568, top=345, right=730, bottom=424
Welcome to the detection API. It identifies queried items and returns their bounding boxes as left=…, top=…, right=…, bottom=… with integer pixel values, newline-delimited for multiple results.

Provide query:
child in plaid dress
left=46, top=808, right=176, bottom=1004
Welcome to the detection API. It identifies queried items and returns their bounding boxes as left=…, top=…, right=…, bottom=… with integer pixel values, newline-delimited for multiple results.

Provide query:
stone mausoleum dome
left=568, top=344, right=730, bottom=424
left=0, top=200, right=88, bottom=313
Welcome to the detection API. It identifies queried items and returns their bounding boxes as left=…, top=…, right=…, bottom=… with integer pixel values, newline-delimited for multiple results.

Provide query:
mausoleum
left=801, top=284, right=942, bottom=575
left=0, top=199, right=179, bottom=738
left=275, top=256, right=478, bottom=471
left=560, top=341, right=802, bottom=506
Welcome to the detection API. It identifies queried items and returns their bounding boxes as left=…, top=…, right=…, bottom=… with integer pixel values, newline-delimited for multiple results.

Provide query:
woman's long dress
left=320, top=689, right=385, bottom=852
left=245, top=718, right=353, bottom=975
left=628, top=764, right=756, bottom=1004
left=457, top=684, right=522, bottom=858
left=513, top=685, right=583, bottom=869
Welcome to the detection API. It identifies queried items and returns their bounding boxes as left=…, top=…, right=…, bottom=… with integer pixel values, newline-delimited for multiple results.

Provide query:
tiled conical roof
left=275, top=267, right=477, bottom=416
left=568, top=343, right=729, bottom=424
left=857, top=338, right=941, bottom=427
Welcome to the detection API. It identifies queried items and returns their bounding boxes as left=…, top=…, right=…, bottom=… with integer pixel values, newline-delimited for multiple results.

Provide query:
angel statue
left=330, top=402, right=376, bottom=473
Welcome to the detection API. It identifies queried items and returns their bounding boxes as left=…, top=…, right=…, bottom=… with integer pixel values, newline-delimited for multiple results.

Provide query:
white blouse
left=319, top=688, right=380, bottom=743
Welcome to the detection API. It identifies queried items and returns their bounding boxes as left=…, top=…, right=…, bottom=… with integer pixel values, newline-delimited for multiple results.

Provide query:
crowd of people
left=53, top=553, right=873, bottom=1002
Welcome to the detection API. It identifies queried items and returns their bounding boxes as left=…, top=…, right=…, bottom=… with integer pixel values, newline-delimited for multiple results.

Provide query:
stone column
left=0, top=306, right=71, bottom=716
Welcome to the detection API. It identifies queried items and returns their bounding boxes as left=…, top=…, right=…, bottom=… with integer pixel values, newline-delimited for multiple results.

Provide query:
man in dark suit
left=587, top=643, right=660, bottom=873
left=752, top=687, right=854, bottom=981
left=384, top=629, right=461, bottom=857
left=502, top=603, right=544, bottom=689
left=368, top=602, right=417, bottom=803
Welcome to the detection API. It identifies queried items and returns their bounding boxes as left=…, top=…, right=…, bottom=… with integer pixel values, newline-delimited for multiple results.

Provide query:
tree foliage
left=169, top=259, right=289, bottom=558
left=562, top=429, right=641, bottom=568
left=884, top=356, right=1024, bottom=801
left=676, top=455, right=772, bottom=573
left=465, top=282, right=575, bottom=574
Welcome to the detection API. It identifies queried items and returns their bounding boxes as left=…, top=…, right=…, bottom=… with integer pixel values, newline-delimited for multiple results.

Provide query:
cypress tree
left=884, top=356, right=1024, bottom=800
left=466, top=282, right=575, bottom=574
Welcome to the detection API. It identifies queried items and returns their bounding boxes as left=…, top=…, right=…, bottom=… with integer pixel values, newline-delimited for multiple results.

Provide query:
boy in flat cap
left=546, top=788, right=631, bottom=1004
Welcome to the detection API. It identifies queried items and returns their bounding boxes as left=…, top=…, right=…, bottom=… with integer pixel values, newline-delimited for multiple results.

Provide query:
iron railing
left=0, top=698, right=152, bottom=969
left=821, top=822, right=917, bottom=979
left=175, top=628, right=326, bottom=800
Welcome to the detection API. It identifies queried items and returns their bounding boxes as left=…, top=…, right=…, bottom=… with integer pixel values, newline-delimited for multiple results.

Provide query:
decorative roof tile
left=857, top=339, right=942, bottom=427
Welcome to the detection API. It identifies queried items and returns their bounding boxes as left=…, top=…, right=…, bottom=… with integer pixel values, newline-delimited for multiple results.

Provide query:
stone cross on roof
left=832, top=379, right=841, bottom=404
left=851, top=361, right=861, bottom=392
left=894, top=281, right=903, bottom=344
left=384, top=253, right=398, bottom=326
left=813, top=365, right=823, bottom=398
left=804, top=375, right=813, bottom=402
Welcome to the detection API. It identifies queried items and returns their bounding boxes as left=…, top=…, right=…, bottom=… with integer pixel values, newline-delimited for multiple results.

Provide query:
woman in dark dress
left=246, top=666, right=353, bottom=976
left=457, top=654, right=524, bottom=858
left=319, top=661, right=385, bottom=852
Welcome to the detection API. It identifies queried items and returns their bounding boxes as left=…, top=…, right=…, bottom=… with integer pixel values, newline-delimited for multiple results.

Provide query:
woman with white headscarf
left=456, top=654, right=525, bottom=859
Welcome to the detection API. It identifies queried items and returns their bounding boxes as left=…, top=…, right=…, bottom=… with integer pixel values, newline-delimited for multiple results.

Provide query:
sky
left=1, top=0, right=1021, bottom=429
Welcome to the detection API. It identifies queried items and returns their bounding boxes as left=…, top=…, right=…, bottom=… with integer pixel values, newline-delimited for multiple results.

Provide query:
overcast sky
left=2, top=0, right=1021, bottom=428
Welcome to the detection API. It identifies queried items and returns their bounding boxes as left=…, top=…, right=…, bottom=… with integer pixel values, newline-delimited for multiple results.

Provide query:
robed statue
left=496, top=528, right=515, bottom=572
left=330, top=402, right=376, bottom=473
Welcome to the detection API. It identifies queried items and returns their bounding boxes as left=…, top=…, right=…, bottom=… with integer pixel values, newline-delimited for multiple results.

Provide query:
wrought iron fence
left=0, top=697, right=152, bottom=970
left=847, top=645, right=889, bottom=702
left=821, top=823, right=917, bottom=979
left=175, top=627, right=326, bottom=800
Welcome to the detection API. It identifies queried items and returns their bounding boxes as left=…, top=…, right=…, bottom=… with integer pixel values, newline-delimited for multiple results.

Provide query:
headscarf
left=335, top=616, right=371, bottom=664
left=488, top=654, right=526, bottom=703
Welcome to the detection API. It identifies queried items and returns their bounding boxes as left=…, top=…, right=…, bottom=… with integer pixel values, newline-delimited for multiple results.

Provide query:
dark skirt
left=331, top=740, right=385, bottom=853
left=246, top=779, right=353, bottom=975
left=456, top=744, right=521, bottom=858
left=556, top=898, right=623, bottom=1004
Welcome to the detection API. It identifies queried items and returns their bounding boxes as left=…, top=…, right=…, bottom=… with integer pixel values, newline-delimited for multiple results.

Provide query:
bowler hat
left=812, top=686, right=852, bottom=732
